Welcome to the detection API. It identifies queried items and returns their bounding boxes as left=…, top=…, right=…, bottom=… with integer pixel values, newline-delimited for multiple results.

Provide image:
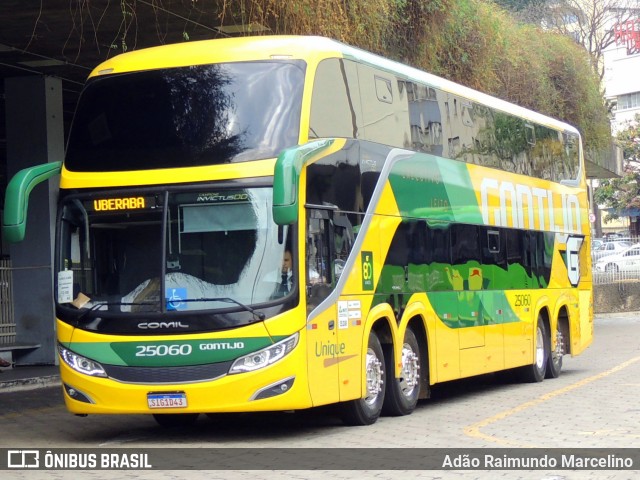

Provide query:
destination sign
left=87, top=196, right=156, bottom=212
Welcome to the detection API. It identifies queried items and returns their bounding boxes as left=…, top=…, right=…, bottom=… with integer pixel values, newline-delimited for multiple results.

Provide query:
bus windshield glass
left=56, top=187, right=294, bottom=316
left=65, top=60, right=305, bottom=171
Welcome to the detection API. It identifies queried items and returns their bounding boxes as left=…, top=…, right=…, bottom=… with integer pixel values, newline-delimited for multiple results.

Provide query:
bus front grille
left=103, top=361, right=233, bottom=384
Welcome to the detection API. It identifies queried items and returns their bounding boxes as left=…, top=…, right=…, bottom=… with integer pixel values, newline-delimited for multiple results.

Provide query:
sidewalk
left=0, top=365, right=61, bottom=393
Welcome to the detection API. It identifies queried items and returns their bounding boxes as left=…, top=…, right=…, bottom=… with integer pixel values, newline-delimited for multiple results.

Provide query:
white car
left=591, top=240, right=632, bottom=262
left=595, top=243, right=640, bottom=273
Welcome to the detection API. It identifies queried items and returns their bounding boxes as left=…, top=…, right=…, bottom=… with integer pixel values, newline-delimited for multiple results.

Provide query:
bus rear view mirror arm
left=272, top=139, right=334, bottom=225
left=2, top=161, right=62, bottom=243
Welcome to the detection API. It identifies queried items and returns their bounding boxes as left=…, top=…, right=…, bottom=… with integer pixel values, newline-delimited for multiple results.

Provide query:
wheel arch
left=553, top=303, right=571, bottom=355
left=536, top=304, right=551, bottom=333
left=534, top=303, right=552, bottom=364
left=358, top=302, right=394, bottom=398
left=365, top=302, right=395, bottom=347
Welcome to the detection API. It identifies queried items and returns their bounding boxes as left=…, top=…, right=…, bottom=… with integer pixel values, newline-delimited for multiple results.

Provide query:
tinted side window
left=405, top=81, right=444, bottom=156
left=506, top=229, right=531, bottom=288
left=306, top=209, right=333, bottom=310
left=309, top=58, right=362, bottom=139
left=427, top=224, right=451, bottom=265
left=357, top=64, right=411, bottom=148
left=451, top=224, right=480, bottom=264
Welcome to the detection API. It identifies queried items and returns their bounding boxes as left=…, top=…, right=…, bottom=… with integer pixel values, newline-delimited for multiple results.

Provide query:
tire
left=152, top=413, right=199, bottom=428
left=545, top=322, right=564, bottom=379
left=518, top=317, right=549, bottom=383
left=605, top=263, right=618, bottom=273
left=341, top=331, right=386, bottom=426
left=382, top=328, right=421, bottom=416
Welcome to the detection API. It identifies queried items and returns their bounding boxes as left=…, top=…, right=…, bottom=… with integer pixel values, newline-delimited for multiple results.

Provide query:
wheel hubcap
left=535, top=326, right=545, bottom=369
left=552, top=330, right=564, bottom=364
left=364, top=347, right=383, bottom=405
left=399, top=343, right=420, bottom=396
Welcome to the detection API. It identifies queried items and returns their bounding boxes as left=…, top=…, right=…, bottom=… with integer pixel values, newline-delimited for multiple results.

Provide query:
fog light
left=250, top=376, right=295, bottom=400
left=63, top=383, right=95, bottom=404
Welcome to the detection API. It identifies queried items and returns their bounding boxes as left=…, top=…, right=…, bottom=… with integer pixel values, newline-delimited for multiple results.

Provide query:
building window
left=617, top=91, right=640, bottom=110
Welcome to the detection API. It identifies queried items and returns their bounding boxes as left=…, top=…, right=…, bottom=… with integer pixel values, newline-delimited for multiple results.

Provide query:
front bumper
left=59, top=341, right=311, bottom=415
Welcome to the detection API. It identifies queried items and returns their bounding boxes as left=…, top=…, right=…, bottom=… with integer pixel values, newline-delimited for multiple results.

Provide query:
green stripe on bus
left=61, top=336, right=281, bottom=367
left=388, top=153, right=483, bottom=224
left=426, top=290, right=519, bottom=328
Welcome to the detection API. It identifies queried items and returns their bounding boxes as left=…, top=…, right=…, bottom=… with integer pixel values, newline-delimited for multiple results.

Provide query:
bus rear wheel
left=382, top=328, right=421, bottom=416
left=341, top=331, right=386, bottom=426
left=519, top=317, right=549, bottom=383
left=545, top=323, right=564, bottom=379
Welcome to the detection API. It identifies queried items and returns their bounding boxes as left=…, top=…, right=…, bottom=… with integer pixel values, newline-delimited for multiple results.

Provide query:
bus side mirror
left=272, top=139, right=334, bottom=225
left=2, top=161, right=62, bottom=243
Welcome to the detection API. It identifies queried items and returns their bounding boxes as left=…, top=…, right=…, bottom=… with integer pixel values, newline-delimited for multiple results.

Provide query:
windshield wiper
left=177, top=297, right=266, bottom=321
left=74, top=301, right=157, bottom=322
left=70, top=298, right=266, bottom=322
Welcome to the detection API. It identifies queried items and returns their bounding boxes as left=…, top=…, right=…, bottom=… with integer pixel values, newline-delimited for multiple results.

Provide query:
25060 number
left=135, top=344, right=192, bottom=357
left=514, top=294, right=532, bottom=307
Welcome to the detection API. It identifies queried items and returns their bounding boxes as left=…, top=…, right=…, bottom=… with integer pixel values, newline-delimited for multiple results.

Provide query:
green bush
left=217, top=0, right=610, bottom=153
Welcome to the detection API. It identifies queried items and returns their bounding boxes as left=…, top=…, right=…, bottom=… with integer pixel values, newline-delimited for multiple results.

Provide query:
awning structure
left=585, top=144, right=624, bottom=179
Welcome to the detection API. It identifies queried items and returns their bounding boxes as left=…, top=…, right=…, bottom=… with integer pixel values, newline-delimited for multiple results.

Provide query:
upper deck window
left=66, top=60, right=305, bottom=172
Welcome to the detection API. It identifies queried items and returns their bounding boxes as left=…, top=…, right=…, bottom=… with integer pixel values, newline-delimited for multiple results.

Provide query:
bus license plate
left=147, top=392, right=187, bottom=409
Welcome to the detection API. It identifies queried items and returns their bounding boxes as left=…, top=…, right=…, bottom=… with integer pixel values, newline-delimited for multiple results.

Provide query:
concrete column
left=5, top=76, right=63, bottom=365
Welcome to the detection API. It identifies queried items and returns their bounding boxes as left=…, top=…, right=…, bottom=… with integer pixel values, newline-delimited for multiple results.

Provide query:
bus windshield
left=56, top=187, right=294, bottom=316
left=65, top=60, right=305, bottom=171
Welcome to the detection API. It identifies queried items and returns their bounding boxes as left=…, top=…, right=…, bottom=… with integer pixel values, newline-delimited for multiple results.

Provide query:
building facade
left=605, top=15, right=640, bottom=134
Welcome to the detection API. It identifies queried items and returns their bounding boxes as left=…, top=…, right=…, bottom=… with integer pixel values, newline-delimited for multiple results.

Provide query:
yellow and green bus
left=2, top=36, right=593, bottom=426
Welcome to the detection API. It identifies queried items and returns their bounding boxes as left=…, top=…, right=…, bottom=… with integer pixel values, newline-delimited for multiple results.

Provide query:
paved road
left=1, top=312, right=639, bottom=479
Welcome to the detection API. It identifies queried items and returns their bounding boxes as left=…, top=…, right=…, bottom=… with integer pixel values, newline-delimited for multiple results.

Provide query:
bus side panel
left=335, top=294, right=371, bottom=403
left=459, top=291, right=505, bottom=378
left=502, top=290, right=534, bottom=370
left=306, top=306, right=341, bottom=406
left=430, top=292, right=461, bottom=382
left=574, top=288, right=594, bottom=355
left=482, top=323, right=505, bottom=373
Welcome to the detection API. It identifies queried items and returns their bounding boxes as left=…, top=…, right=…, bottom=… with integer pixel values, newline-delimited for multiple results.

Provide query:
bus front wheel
left=340, top=331, right=386, bottom=426
left=382, top=328, right=421, bottom=416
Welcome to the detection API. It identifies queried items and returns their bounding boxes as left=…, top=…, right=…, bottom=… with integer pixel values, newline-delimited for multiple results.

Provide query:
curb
left=0, top=375, right=61, bottom=393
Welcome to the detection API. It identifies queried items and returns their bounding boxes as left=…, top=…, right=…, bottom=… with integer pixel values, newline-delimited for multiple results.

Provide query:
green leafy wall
left=219, top=0, right=610, bottom=152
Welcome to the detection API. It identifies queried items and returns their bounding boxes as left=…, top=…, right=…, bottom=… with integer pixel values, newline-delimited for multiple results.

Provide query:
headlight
left=229, top=333, right=299, bottom=374
left=58, top=344, right=107, bottom=377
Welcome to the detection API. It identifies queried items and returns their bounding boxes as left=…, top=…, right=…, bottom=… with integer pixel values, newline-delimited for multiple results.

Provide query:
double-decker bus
left=3, top=36, right=592, bottom=426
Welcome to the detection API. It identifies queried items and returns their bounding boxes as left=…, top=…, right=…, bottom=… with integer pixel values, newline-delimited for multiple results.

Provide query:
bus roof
left=89, top=36, right=343, bottom=77
left=90, top=35, right=580, bottom=136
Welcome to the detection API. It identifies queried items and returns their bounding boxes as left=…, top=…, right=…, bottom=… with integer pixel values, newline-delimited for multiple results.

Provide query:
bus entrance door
left=306, top=306, right=340, bottom=406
